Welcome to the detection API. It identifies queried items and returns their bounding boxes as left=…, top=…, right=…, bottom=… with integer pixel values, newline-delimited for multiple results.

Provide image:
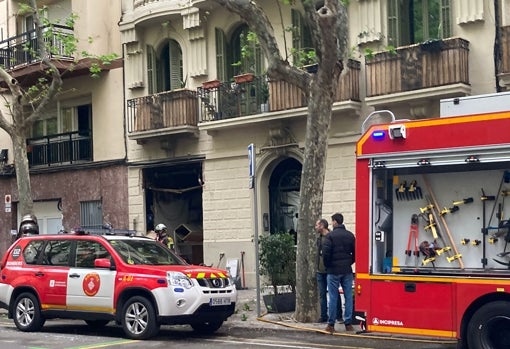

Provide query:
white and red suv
left=0, top=232, right=237, bottom=339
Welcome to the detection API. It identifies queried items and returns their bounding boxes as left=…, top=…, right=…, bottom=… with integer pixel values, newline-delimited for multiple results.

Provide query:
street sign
left=5, top=194, right=11, bottom=212
left=248, top=143, right=255, bottom=189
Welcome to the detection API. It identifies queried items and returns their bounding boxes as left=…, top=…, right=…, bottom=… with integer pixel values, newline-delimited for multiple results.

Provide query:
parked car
left=0, top=232, right=236, bottom=339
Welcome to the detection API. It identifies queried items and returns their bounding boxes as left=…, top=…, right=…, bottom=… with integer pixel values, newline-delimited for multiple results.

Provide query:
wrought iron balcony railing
left=0, top=24, right=74, bottom=70
left=366, top=37, right=469, bottom=97
left=199, top=60, right=360, bottom=122
left=27, top=130, right=92, bottom=167
left=127, top=89, right=199, bottom=133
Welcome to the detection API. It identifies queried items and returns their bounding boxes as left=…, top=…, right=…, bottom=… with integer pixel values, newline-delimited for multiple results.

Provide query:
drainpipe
left=494, top=0, right=502, bottom=92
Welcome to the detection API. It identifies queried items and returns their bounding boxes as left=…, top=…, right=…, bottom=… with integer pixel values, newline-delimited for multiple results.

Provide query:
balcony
left=27, top=131, right=92, bottom=167
left=0, top=25, right=121, bottom=87
left=126, top=89, right=199, bottom=142
left=0, top=25, right=74, bottom=69
left=365, top=37, right=471, bottom=109
left=198, top=59, right=361, bottom=131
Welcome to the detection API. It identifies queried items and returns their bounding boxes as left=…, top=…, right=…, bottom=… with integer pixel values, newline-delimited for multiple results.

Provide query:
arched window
left=269, top=158, right=302, bottom=237
left=147, top=39, right=183, bottom=94
left=214, top=24, right=264, bottom=81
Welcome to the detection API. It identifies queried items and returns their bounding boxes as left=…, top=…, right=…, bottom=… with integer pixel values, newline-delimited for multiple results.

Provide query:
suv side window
left=23, top=240, right=45, bottom=265
left=75, top=240, right=110, bottom=268
left=43, top=240, right=72, bottom=266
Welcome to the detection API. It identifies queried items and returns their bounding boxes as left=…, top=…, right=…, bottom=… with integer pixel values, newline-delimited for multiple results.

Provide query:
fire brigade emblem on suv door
left=83, top=272, right=101, bottom=296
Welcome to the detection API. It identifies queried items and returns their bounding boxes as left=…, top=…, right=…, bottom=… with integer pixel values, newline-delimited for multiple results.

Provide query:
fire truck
left=355, top=92, right=510, bottom=349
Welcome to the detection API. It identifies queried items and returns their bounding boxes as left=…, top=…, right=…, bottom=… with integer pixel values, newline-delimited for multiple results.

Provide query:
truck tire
left=13, top=292, right=45, bottom=332
left=467, top=301, right=510, bottom=349
left=190, top=319, right=224, bottom=334
left=121, top=296, right=159, bottom=339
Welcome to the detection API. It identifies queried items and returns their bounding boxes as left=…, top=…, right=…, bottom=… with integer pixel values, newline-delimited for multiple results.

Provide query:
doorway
left=268, top=158, right=302, bottom=239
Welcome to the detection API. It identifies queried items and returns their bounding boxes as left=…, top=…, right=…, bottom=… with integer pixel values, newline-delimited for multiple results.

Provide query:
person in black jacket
left=322, top=212, right=356, bottom=333
left=316, top=219, right=344, bottom=324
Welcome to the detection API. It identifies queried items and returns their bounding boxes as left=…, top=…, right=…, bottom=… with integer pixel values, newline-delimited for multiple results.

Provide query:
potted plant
left=259, top=232, right=296, bottom=313
left=232, top=30, right=259, bottom=84
left=291, top=47, right=318, bottom=73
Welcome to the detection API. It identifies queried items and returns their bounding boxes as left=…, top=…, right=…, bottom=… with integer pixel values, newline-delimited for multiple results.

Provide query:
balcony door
left=268, top=158, right=302, bottom=243
left=29, top=99, right=92, bottom=166
left=215, top=24, right=264, bottom=81
left=147, top=39, right=183, bottom=94
left=388, top=0, right=452, bottom=47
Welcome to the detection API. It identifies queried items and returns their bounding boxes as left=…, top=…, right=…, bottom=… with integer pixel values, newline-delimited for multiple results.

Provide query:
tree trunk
left=209, top=0, right=347, bottom=323
left=11, top=132, right=34, bottom=217
left=295, top=69, right=337, bottom=322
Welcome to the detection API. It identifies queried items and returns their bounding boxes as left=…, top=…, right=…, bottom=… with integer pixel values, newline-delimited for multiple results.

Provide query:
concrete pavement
left=226, top=288, right=361, bottom=335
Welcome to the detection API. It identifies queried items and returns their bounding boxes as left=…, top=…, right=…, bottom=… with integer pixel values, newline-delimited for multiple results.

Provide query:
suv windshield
left=109, top=239, right=186, bottom=266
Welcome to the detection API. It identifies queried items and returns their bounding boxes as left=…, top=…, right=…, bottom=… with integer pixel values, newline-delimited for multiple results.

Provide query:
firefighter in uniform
left=155, top=223, right=174, bottom=250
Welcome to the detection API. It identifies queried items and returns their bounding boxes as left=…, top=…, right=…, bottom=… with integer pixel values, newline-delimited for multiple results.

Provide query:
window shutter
left=387, top=0, right=399, bottom=47
left=291, top=9, right=302, bottom=65
left=146, top=45, right=156, bottom=95
left=215, top=28, right=227, bottom=82
left=169, top=40, right=183, bottom=90
left=440, top=0, right=452, bottom=38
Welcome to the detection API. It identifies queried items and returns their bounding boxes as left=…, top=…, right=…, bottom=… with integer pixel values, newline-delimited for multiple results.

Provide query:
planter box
left=234, top=73, right=255, bottom=84
left=202, top=79, right=220, bottom=89
left=262, top=292, right=296, bottom=313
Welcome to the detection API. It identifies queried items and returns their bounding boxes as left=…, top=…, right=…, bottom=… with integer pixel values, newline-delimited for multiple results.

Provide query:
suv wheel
left=13, top=292, right=45, bottom=332
left=121, top=296, right=159, bottom=339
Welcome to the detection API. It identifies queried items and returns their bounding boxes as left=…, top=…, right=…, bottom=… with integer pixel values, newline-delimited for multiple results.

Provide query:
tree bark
left=211, top=0, right=348, bottom=322
left=0, top=0, right=63, bottom=221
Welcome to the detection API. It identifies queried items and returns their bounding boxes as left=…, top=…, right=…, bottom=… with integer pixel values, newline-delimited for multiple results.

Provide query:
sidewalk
left=226, top=288, right=361, bottom=335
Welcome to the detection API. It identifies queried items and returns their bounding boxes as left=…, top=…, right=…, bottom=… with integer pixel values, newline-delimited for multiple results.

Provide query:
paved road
left=0, top=315, right=458, bottom=349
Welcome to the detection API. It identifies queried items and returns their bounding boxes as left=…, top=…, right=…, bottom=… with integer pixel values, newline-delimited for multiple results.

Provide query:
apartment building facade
left=0, top=0, right=126, bottom=253
left=1, top=0, right=509, bottom=288
left=119, top=0, right=510, bottom=287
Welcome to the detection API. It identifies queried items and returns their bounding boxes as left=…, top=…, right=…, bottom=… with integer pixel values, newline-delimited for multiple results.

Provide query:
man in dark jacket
left=322, top=212, right=356, bottom=333
left=316, top=219, right=344, bottom=323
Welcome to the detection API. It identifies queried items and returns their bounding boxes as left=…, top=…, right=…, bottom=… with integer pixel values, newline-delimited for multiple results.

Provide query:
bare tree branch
left=211, top=0, right=311, bottom=91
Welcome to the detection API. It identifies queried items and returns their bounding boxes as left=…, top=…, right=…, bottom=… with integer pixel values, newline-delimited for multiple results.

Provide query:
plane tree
left=211, top=0, right=349, bottom=322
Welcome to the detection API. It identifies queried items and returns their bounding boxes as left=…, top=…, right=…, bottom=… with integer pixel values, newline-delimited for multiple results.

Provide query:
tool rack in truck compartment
left=355, top=92, right=510, bottom=349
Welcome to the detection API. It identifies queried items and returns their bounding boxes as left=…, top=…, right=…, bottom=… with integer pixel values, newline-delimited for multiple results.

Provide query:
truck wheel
left=121, top=296, right=159, bottom=339
left=467, top=301, right=510, bottom=349
left=191, top=319, right=224, bottom=334
left=13, top=292, right=45, bottom=332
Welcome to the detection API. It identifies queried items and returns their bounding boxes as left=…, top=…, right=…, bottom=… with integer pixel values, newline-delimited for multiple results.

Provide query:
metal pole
left=248, top=143, right=261, bottom=317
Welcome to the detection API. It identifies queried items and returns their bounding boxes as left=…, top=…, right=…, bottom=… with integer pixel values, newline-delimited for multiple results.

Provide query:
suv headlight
left=167, top=271, right=193, bottom=289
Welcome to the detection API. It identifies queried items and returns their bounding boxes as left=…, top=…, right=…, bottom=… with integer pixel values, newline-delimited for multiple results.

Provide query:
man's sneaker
left=345, top=324, right=355, bottom=331
left=337, top=319, right=344, bottom=324
left=318, top=318, right=327, bottom=323
left=325, top=324, right=335, bottom=334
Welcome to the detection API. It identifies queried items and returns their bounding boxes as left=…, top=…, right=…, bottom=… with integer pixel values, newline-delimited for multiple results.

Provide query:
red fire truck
left=355, top=92, right=510, bottom=349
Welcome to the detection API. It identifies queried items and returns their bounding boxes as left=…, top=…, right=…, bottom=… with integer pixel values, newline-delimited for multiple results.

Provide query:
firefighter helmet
left=155, top=223, right=167, bottom=232
left=18, top=214, right=39, bottom=236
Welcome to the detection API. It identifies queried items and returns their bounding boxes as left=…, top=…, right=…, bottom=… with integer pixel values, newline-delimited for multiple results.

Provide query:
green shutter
left=387, top=0, right=399, bottom=47
left=440, top=0, right=451, bottom=38
left=169, top=40, right=183, bottom=90
left=215, top=28, right=227, bottom=81
left=146, top=45, right=156, bottom=95
left=291, top=9, right=301, bottom=65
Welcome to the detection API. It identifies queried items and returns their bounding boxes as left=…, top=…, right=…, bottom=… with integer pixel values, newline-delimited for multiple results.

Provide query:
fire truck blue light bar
left=372, top=130, right=385, bottom=140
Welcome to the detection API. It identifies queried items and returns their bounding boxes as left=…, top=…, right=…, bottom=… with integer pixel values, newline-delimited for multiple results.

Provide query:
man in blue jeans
left=316, top=219, right=344, bottom=323
left=322, top=213, right=356, bottom=333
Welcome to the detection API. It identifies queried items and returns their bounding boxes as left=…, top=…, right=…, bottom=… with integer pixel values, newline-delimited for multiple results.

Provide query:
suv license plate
left=210, top=297, right=231, bottom=306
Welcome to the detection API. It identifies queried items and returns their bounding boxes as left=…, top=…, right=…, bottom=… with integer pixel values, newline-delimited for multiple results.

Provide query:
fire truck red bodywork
left=355, top=109, right=510, bottom=348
